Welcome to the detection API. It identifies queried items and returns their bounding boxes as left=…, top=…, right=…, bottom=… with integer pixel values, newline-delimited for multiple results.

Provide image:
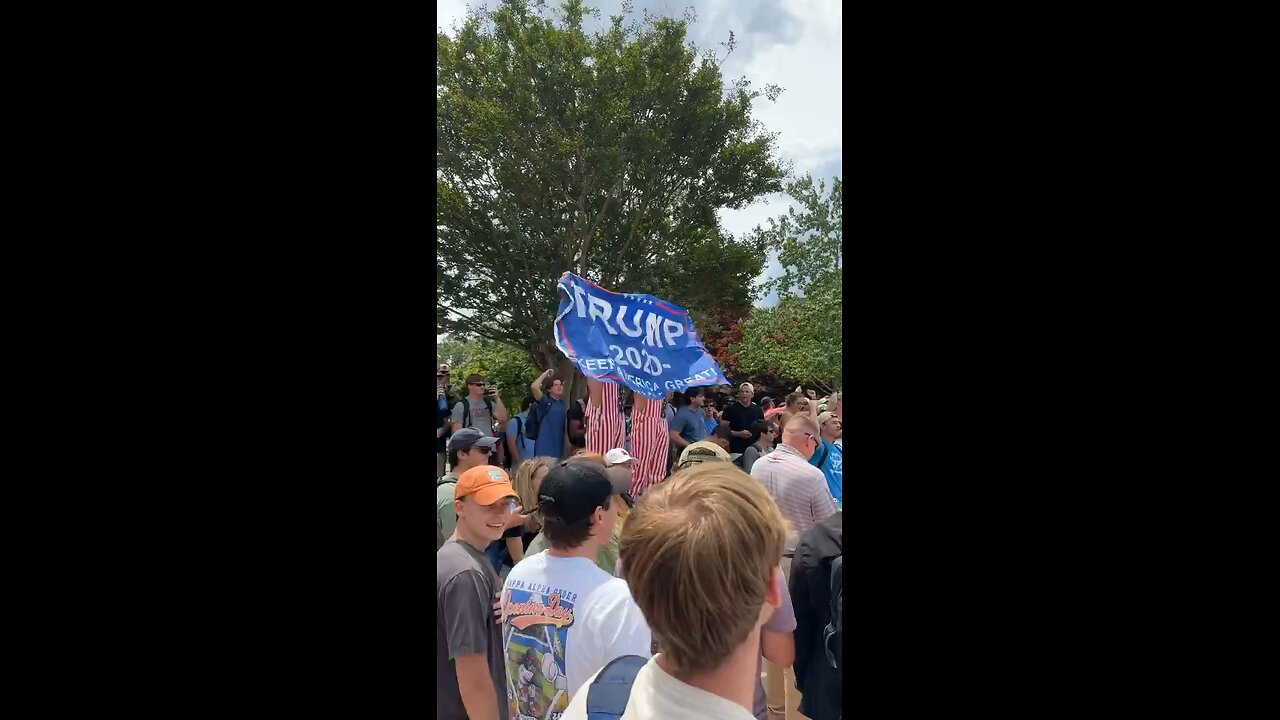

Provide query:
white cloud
left=714, top=0, right=842, bottom=307
left=437, top=0, right=467, bottom=32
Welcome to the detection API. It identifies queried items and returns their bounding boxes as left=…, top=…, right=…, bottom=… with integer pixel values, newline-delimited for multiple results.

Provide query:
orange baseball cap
left=455, top=466, right=518, bottom=506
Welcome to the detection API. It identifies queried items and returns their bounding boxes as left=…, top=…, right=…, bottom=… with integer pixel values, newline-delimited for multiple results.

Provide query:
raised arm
left=531, top=368, right=552, bottom=400
left=491, top=388, right=508, bottom=425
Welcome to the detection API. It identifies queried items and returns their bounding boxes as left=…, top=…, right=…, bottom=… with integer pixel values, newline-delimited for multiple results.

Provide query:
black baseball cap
left=447, top=428, right=499, bottom=453
left=533, top=462, right=633, bottom=524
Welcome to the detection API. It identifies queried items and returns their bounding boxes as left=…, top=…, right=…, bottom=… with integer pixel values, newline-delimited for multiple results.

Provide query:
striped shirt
left=750, top=443, right=836, bottom=551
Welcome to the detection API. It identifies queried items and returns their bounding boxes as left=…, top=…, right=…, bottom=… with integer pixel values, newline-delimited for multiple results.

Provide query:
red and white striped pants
left=587, top=382, right=625, bottom=455
left=587, top=383, right=667, bottom=497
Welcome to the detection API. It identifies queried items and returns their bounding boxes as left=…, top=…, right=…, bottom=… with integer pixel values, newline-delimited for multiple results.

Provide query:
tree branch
left=439, top=307, right=528, bottom=350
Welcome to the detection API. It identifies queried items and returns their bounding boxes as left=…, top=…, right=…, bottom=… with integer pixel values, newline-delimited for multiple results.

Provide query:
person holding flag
left=552, top=272, right=729, bottom=498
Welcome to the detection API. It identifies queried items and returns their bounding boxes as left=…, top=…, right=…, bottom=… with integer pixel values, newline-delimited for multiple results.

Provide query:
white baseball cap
left=604, top=448, right=634, bottom=466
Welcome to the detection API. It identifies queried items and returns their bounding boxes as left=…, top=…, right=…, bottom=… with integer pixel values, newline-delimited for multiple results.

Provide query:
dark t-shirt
left=722, top=401, right=764, bottom=454
left=566, top=401, right=586, bottom=449
left=437, top=539, right=506, bottom=719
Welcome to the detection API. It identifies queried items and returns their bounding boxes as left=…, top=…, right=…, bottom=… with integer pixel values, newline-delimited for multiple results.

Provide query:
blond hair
left=619, top=462, right=786, bottom=674
left=512, top=457, right=557, bottom=513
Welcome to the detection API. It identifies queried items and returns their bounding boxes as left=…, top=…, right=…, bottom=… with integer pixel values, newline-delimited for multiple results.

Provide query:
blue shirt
left=506, top=412, right=537, bottom=462
left=532, top=396, right=566, bottom=459
left=809, top=438, right=843, bottom=505
left=670, top=406, right=707, bottom=444
left=704, top=417, right=718, bottom=435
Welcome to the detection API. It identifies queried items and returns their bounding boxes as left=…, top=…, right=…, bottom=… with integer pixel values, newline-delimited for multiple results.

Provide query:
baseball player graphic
left=541, top=627, right=570, bottom=713
left=515, top=648, right=541, bottom=718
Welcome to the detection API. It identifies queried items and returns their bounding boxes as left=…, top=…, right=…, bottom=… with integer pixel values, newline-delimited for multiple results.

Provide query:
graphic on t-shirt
left=502, top=582, right=577, bottom=720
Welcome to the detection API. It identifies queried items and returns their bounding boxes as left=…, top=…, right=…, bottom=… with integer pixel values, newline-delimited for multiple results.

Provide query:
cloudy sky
left=437, top=0, right=842, bottom=307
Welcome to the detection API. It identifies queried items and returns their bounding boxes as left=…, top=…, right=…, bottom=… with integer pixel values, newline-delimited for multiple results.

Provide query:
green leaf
left=438, top=0, right=785, bottom=373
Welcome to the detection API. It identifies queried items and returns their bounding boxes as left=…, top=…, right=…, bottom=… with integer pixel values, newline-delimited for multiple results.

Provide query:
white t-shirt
left=561, top=655, right=756, bottom=720
left=500, top=553, right=652, bottom=717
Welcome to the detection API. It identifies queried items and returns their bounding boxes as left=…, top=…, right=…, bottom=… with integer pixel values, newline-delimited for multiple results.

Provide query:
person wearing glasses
left=451, top=373, right=509, bottom=441
left=748, top=414, right=835, bottom=720
left=741, top=420, right=778, bottom=473
left=499, top=461, right=652, bottom=715
left=437, top=465, right=520, bottom=720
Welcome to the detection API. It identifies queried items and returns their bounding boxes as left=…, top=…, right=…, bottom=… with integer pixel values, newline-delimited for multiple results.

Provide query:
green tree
left=754, top=173, right=842, bottom=300
left=735, top=174, right=843, bottom=391
left=437, top=0, right=785, bottom=399
left=436, top=336, right=474, bottom=371
left=438, top=335, right=539, bottom=410
left=733, top=283, right=841, bottom=393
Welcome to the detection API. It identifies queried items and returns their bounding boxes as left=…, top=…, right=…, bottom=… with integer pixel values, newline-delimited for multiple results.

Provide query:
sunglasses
left=470, top=446, right=493, bottom=455
left=468, top=382, right=485, bottom=387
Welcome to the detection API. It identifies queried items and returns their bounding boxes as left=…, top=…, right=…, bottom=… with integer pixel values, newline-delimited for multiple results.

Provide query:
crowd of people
left=436, top=362, right=844, bottom=719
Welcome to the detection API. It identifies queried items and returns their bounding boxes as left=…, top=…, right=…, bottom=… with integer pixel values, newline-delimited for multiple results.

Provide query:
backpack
left=524, top=399, right=550, bottom=441
left=585, top=654, right=647, bottom=720
left=824, top=554, right=843, bottom=670
left=460, top=397, right=495, bottom=433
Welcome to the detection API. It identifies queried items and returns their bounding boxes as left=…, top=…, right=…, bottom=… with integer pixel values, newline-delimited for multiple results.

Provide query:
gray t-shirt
left=437, top=539, right=506, bottom=719
left=670, top=406, right=707, bottom=444
left=451, top=397, right=496, bottom=436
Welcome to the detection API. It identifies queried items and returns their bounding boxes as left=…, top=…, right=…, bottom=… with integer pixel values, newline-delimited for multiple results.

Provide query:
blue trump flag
left=552, top=272, right=728, bottom=399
